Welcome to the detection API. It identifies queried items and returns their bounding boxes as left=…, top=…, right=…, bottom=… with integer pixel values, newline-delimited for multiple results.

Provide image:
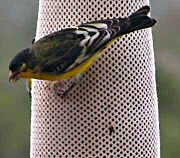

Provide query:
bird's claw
left=53, top=79, right=76, bottom=97
left=53, top=80, right=67, bottom=97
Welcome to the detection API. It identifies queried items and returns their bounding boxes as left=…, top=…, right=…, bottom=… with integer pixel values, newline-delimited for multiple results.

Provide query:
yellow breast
left=20, top=36, right=120, bottom=81
left=20, top=51, right=102, bottom=81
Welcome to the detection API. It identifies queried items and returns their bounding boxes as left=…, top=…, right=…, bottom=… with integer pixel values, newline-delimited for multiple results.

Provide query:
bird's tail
left=79, top=6, right=156, bottom=53
left=116, top=5, right=157, bottom=36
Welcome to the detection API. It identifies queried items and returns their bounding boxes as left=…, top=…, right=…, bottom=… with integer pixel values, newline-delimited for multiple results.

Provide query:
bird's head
left=9, top=48, right=31, bottom=83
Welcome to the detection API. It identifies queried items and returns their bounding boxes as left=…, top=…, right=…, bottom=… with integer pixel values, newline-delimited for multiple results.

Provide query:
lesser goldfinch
left=9, top=6, right=156, bottom=96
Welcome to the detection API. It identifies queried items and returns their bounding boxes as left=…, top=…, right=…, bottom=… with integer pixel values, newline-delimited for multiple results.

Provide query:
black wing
left=31, top=25, right=117, bottom=74
left=30, top=6, right=156, bottom=74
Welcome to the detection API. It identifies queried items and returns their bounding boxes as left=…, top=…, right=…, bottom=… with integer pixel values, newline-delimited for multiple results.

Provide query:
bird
left=9, top=5, right=157, bottom=96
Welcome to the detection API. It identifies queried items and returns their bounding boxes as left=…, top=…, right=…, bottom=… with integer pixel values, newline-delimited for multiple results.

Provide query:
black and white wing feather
left=32, top=6, right=156, bottom=74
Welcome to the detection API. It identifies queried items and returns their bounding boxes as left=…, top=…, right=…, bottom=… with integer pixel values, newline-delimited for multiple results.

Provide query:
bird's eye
left=19, top=63, right=27, bottom=72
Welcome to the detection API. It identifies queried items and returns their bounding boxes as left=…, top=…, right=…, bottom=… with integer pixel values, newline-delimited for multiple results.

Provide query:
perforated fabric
left=31, top=0, right=160, bottom=158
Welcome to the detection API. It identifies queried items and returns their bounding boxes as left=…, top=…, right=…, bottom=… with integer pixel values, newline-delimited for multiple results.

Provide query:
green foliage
left=157, top=69, right=180, bottom=158
left=0, top=0, right=179, bottom=157
left=0, top=0, right=37, bottom=157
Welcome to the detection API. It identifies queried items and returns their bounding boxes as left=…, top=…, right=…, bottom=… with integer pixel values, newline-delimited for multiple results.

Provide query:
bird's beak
left=9, top=71, right=20, bottom=83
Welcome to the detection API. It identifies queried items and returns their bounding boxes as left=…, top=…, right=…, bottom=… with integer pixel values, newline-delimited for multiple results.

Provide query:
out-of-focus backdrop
left=0, top=0, right=179, bottom=158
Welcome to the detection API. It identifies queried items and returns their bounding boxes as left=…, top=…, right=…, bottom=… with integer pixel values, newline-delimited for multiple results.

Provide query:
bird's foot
left=53, top=80, right=71, bottom=97
left=53, top=74, right=83, bottom=97
left=44, top=80, right=69, bottom=97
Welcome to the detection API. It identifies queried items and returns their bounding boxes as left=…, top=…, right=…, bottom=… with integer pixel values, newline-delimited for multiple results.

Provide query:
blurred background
left=0, top=0, right=179, bottom=158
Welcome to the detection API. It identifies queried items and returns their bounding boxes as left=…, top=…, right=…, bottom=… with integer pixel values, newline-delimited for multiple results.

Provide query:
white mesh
left=31, top=0, right=160, bottom=158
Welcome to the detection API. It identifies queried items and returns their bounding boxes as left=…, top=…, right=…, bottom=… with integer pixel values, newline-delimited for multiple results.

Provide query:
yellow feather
left=20, top=51, right=102, bottom=81
left=20, top=36, right=121, bottom=81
